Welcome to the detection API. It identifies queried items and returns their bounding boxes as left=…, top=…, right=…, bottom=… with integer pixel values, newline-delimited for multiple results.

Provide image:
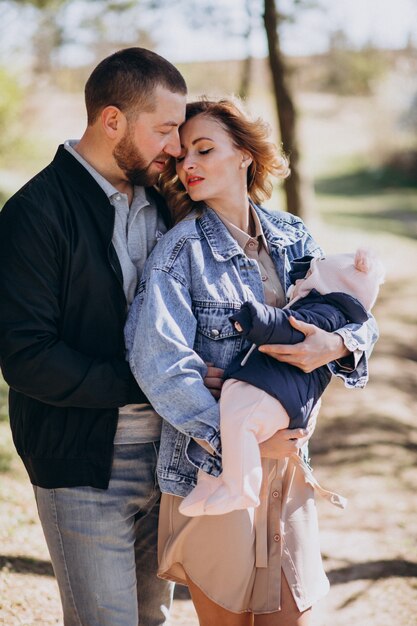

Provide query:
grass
left=0, top=375, right=13, bottom=473
left=315, top=160, right=417, bottom=197
left=314, top=155, right=417, bottom=240
left=0, top=375, right=8, bottom=422
left=1, top=222, right=416, bottom=625
left=0, top=423, right=13, bottom=473
left=317, top=189, right=417, bottom=239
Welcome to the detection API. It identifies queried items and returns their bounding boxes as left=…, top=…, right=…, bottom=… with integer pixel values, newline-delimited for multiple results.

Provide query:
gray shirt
left=64, top=141, right=164, bottom=443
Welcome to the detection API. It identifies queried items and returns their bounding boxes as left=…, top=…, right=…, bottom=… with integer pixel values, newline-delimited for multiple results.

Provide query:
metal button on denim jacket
left=125, top=204, right=378, bottom=497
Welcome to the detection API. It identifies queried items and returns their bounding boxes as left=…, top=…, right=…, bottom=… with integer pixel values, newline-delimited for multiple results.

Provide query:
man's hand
left=203, top=362, right=224, bottom=399
left=258, top=316, right=349, bottom=373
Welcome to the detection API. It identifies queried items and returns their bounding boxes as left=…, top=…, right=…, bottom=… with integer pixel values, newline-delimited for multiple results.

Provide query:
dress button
left=273, top=534, right=281, bottom=542
left=211, top=329, right=220, bottom=337
left=261, top=275, right=267, bottom=281
left=272, top=490, right=280, bottom=499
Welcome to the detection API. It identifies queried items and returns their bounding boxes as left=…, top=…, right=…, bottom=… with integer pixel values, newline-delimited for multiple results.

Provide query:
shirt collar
left=64, top=140, right=149, bottom=210
left=216, top=203, right=269, bottom=252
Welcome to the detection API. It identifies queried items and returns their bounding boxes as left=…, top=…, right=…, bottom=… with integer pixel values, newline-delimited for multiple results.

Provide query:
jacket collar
left=253, top=200, right=293, bottom=249
left=51, top=145, right=171, bottom=227
left=52, top=145, right=113, bottom=211
left=197, top=206, right=245, bottom=262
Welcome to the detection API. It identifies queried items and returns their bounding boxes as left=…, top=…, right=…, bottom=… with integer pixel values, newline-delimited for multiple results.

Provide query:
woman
left=125, top=99, right=377, bottom=625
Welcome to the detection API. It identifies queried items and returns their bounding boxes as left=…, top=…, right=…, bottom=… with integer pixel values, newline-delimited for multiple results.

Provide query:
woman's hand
left=203, top=362, right=224, bottom=399
left=259, top=427, right=308, bottom=459
left=258, top=316, right=349, bottom=373
left=259, top=399, right=321, bottom=459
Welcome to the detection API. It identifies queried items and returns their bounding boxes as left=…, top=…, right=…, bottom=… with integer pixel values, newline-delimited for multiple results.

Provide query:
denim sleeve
left=328, top=313, right=379, bottom=388
left=125, top=268, right=221, bottom=456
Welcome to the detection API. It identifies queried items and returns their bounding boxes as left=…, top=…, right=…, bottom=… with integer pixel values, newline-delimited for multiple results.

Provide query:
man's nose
left=164, top=134, right=182, bottom=158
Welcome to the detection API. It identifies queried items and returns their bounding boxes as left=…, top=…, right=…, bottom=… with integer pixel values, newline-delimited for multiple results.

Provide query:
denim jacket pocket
left=192, top=302, right=246, bottom=369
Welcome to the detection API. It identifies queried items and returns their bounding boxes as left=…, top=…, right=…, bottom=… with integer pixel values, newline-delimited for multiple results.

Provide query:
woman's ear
left=239, top=152, right=253, bottom=169
left=101, top=106, right=126, bottom=139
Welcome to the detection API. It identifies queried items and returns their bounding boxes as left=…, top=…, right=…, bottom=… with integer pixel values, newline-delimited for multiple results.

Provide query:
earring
left=240, top=162, right=246, bottom=169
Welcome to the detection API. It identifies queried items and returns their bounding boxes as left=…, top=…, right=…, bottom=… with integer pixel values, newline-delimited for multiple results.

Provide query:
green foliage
left=323, top=49, right=386, bottom=95
left=0, top=68, right=23, bottom=158
left=11, top=0, right=67, bottom=9
left=322, top=31, right=387, bottom=95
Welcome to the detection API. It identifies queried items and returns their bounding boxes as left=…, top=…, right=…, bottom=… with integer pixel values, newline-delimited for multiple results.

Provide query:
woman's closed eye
left=176, top=148, right=213, bottom=163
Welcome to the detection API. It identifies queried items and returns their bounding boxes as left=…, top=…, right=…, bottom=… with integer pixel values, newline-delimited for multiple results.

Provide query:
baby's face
left=234, top=321, right=243, bottom=332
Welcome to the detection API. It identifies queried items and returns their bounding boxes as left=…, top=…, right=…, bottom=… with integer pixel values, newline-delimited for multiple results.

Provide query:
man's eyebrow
left=156, top=121, right=181, bottom=127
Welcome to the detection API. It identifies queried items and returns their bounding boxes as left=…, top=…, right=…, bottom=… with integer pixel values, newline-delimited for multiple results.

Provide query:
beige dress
left=157, top=209, right=331, bottom=614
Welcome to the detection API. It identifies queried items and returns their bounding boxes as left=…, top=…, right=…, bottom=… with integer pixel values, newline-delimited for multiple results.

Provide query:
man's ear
left=101, top=106, right=127, bottom=139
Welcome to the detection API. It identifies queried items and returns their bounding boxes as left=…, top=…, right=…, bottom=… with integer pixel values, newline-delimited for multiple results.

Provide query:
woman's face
left=176, top=114, right=249, bottom=210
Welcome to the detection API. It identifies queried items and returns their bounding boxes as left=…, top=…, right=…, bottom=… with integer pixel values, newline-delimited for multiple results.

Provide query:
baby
left=179, top=249, right=385, bottom=517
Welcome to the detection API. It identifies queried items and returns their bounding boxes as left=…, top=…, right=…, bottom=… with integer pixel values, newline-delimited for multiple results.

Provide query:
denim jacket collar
left=197, top=206, right=242, bottom=262
left=198, top=201, right=286, bottom=262
left=253, top=201, right=293, bottom=249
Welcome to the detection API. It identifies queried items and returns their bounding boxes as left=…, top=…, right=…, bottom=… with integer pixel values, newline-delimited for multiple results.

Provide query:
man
left=0, top=47, right=376, bottom=626
left=0, top=47, right=187, bottom=626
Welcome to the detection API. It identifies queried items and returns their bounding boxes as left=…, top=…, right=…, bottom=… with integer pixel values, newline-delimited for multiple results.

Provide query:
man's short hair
left=85, top=47, right=187, bottom=124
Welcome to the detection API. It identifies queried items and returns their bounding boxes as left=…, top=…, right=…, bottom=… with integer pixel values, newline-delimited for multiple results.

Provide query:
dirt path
left=1, top=224, right=416, bottom=625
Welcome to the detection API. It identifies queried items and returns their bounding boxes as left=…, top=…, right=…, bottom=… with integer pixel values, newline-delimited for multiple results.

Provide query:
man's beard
left=113, top=130, right=160, bottom=187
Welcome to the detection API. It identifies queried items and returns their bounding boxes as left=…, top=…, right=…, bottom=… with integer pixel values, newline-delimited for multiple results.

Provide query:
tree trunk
left=238, top=0, right=254, bottom=99
left=263, top=0, right=304, bottom=218
left=239, top=54, right=253, bottom=99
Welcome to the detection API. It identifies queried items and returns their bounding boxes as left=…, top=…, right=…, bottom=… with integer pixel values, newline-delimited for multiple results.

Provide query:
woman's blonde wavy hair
left=159, top=97, right=290, bottom=224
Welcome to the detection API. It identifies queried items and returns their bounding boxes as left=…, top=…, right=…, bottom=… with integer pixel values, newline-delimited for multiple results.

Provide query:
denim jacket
left=125, top=205, right=378, bottom=496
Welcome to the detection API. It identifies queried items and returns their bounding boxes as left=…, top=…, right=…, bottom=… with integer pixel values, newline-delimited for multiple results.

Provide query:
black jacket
left=0, top=146, right=171, bottom=488
left=225, top=290, right=369, bottom=429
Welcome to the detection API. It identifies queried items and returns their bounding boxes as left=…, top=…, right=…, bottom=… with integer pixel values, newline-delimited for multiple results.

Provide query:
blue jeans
left=33, top=442, right=173, bottom=626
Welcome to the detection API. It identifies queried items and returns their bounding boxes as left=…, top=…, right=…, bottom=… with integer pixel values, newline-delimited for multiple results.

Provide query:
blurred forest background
left=0, top=0, right=417, bottom=624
